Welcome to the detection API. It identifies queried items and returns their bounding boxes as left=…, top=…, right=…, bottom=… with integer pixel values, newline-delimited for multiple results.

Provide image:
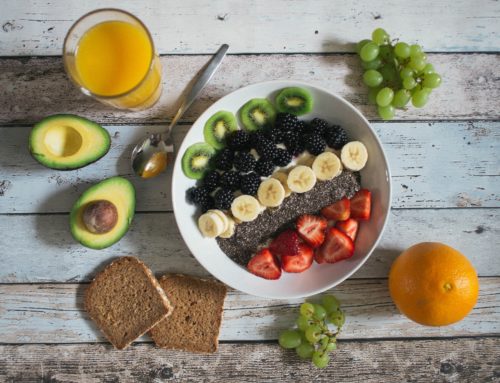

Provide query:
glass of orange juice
left=63, top=9, right=162, bottom=110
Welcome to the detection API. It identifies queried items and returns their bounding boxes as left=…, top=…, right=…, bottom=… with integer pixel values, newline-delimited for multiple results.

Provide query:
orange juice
left=68, top=15, right=162, bottom=110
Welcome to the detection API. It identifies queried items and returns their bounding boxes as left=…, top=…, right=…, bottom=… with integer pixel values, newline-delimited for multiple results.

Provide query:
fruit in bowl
left=172, top=81, right=391, bottom=298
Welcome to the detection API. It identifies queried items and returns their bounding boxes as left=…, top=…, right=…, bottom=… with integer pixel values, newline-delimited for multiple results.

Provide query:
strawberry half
left=282, top=243, right=314, bottom=273
left=247, top=248, right=281, bottom=280
left=315, top=227, right=354, bottom=264
left=321, top=197, right=350, bottom=221
left=350, top=189, right=371, bottom=220
left=296, top=214, right=327, bottom=248
left=335, top=218, right=359, bottom=242
left=269, top=230, right=301, bottom=257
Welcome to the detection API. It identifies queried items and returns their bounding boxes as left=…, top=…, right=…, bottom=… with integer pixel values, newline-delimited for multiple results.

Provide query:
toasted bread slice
left=149, top=274, right=227, bottom=353
left=85, top=256, right=172, bottom=350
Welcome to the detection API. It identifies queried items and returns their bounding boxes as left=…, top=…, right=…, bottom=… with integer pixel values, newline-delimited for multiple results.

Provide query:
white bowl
left=172, top=80, right=391, bottom=299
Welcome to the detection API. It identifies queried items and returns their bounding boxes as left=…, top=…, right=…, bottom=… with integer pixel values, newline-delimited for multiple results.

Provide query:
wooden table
left=1, top=1, right=499, bottom=381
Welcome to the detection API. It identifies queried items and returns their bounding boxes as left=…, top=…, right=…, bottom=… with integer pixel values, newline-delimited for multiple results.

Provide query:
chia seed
left=216, top=171, right=361, bottom=266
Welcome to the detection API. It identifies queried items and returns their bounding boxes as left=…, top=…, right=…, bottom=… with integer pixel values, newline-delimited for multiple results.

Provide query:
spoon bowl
left=131, top=44, right=229, bottom=178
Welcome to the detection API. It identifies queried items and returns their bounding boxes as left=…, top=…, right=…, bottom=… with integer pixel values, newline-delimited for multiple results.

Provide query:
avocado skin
left=70, top=177, right=136, bottom=250
left=29, top=114, right=111, bottom=170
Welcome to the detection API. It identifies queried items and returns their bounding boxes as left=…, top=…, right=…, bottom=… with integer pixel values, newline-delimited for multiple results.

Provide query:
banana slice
left=296, top=152, right=316, bottom=167
left=312, top=152, right=343, bottom=181
left=287, top=165, right=317, bottom=193
left=231, top=195, right=261, bottom=222
left=208, top=209, right=230, bottom=233
left=257, top=178, right=285, bottom=207
left=219, top=216, right=236, bottom=238
left=341, top=141, right=368, bottom=171
left=198, top=212, right=225, bottom=238
left=272, top=171, right=292, bottom=197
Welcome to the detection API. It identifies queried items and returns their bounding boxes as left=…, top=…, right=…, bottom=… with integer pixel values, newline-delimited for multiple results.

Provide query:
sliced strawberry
left=350, top=189, right=371, bottom=220
left=335, top=218, right=359, bottom=242
left=321, top=197, right=350, bottom=221
left=315, top=227, right=354, bottom=264
left=296, top=214, right=327, bottom=248
left=282, top=243, right=314, bottom=273
left=269, top=230, right=300, bottom=257
left=247, top=248, right=281, bottom=280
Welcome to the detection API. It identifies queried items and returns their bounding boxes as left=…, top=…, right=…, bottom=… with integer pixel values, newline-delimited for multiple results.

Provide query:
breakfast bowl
left=172, top=80, right=391, bottom=299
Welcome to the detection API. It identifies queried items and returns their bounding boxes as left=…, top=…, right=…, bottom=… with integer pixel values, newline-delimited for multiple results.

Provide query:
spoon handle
left=168, top=44, right=229, bottom=130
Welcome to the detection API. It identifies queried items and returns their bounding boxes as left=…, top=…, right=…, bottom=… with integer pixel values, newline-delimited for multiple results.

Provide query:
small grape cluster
left=358, top=28, right=442, bottom=120
left=278, top=295, right=345, bottom=368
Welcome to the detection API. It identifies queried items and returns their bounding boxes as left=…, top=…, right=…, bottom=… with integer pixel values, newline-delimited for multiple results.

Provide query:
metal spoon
left=131, top=44, right=229, bottom=179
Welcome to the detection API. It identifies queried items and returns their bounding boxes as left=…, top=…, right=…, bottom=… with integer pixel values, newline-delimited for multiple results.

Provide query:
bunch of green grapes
left=278, top=295, right=345, bottom=368
left=357, top=28, right=442, bottom=120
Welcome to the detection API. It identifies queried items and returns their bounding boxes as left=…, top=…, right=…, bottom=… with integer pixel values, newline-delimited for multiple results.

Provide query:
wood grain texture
left=1, top=0, right=499, bottom=55
left=1, top=338, right=499, bottom=382
left=0, top=209, right=498, bottom=283
left=0, top=54, right=499, bottom=125
left=1, top=121, right=498, bottom=214
left=0, top=278, right=497, bottom=343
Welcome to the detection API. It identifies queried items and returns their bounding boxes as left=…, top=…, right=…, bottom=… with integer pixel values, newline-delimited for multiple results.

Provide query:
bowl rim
left=172, top=79, right=392, bottom=298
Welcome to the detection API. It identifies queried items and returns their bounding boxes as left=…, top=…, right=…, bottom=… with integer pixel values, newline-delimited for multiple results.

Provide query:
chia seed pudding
left=217, top=171, right=361, bottom=266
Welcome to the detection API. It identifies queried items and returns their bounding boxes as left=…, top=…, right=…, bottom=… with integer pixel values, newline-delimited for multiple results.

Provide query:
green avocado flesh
left=29, top=114, right=111, bottom=170
left=70, top=177, right=135, bottom=250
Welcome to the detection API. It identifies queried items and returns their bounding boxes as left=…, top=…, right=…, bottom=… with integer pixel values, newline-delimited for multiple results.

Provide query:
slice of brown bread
left=84, top=256, right=172, bottom=350
left=149, top=274, right=227, bottom=353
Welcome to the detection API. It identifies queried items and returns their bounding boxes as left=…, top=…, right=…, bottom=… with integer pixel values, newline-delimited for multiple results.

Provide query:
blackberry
left=214, top=189, right=234, bottom=210
left=200, top=195, right=215, bottom=213
left=234, top=151, right=256, bottom=173
left=187, top=186, right=208, bottom=205
left=305, top=134, right=326, bottom=155
left=214, top=148, right=234, bottom=171
left=266, top=127, right=285, bottom=144
left=284, top=130, right=305, bottom=156
left=240, top=172, right=261, bottom=195
left=255, top=158, right=275, bottom=177
left=202, top=170, right=220, bottom=192
left=324, top=125, right=349, bottom=150
left=256, top=138, right=277, bottom=161
left=227, top=130, right=251, bottom=151
left=250, top=131, right=268, bottom=147
left=308, top=118, right=329, bottom=136
left=220, top=170, right=241, bottom=191
left=275, top=112, right=300, bottom=131
left=273, top=148, right=293, bottom=167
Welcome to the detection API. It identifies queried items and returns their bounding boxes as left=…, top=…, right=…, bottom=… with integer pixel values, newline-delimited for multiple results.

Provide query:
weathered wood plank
left=1, top=121, right=498, bottom=214
left=0, top=209, right=498, bottom=283
left=0, top=54, right=499, bottom=125
left=0, top=338, right=498, bottom=383
left=1, top=0, right=499, bottom=55
left=0, top=278, right=497, bottom=343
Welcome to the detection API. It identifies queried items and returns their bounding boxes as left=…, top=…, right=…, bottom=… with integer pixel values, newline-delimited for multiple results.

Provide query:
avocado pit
left=83, top=200, right=118, bottom=234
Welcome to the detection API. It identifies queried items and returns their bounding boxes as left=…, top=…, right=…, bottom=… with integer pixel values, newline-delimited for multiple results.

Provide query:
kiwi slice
left=239, top=98, right=276, bottom=131
left=181, top=142, right=216, bottom=179
left=203, top=110, right=238, bottom=149
left=275, top=87, right=313, bottom=116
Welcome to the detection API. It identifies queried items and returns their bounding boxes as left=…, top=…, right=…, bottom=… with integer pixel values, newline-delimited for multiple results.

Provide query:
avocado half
left=70, top=177, right=135, bottom=250
left=29, top=114, right=111, bottom=170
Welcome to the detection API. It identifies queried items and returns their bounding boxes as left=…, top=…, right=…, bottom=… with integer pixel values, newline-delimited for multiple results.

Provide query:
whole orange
left=388, top=242, right=479, bottom=326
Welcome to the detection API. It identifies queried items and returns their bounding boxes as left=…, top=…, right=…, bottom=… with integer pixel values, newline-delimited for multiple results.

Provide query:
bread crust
left=85, top=256, right=172, bottom=350
left=149, top=274, right=227, bottom=353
